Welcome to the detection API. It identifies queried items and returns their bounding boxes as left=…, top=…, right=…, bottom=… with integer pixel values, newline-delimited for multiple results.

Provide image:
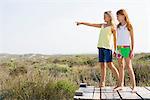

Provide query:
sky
left=0, top=0, right=150, bottom=54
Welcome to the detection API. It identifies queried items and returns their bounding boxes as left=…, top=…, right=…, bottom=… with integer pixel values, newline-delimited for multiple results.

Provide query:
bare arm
left=76, top=22, right=102, bottom=28
left=128, top=27, right=134, bottom=59
left=130, top=29, right=134, bottom=51
left=112, top=27, right=117, bottom=51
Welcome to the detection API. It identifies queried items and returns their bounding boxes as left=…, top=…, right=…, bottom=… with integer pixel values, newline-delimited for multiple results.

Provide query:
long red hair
left=116, top=9, right=133, bottom=31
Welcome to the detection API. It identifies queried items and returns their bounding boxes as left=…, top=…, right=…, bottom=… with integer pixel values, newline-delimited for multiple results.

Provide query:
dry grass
left=0, top=53, right=149, bottom=99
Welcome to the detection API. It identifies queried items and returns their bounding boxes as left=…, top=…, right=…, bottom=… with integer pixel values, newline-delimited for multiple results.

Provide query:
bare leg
left=107, top=62, right=120, bottom=87
left=125, top=58, right=136, bottom=93
left=99, top=62, right=106, bottom=87
left=114, top=58, right=124, bottom=91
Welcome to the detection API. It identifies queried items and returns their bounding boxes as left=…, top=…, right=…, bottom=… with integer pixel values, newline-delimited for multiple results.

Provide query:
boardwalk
left=74, top=83, right=150, bottom=100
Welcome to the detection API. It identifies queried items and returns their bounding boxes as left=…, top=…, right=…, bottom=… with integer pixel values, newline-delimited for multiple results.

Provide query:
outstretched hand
left=76, top=22, right=82, bottom=26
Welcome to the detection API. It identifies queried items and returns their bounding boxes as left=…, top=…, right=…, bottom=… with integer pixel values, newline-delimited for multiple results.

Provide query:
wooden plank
left=92, top=92, right=102, bottom=100
left=135, top=87, right=150, bottom=99
left=74, top=86, right=95, bottom=100
left=92, top=87, right=103, bottom=99
left=101, top=87, right=120, bottom=99
left=75, top=90, right=83, bottom=96
left=118, top=87, right=141, bottom=99
left=74, top=86, right=150, bottom=100
left=78, top=86, right=95, bottom=93
left=74, top=93, right=93, bottom=100
left=93, top=87, right=120, bottom=99
left=145, top=87, right=150, bottom=91
left=102, top=87, right=120, bottom=99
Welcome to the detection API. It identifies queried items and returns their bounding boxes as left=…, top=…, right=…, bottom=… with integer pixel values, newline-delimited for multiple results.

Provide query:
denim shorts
left=98, top=48, right=112, bottom=62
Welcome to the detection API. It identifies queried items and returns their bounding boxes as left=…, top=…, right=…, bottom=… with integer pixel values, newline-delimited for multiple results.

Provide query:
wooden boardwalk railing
left=74, top=83, right=150, bottom=100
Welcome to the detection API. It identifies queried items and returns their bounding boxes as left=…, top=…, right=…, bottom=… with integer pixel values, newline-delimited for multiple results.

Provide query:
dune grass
left=0, top=53, right=149, bottom=99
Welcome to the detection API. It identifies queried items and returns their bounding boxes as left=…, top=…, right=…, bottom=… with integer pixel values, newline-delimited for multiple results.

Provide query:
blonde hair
left=104, top=11, right=116, bottom=28
left=116, top=9, right=133, bottom=31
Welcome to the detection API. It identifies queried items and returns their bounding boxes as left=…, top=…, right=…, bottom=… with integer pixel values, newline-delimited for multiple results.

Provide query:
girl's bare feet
left=113, top=81, right=121, bottom=90
left=113, top=85, right=119, bottom=90
left=131, top=87, right=137, bottom=93
left=113, top=86, right=123, bottom=91
left=99, top=82, right=105, bottom=87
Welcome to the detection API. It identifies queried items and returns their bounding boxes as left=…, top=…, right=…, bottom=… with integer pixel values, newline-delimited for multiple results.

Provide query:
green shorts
left=116, top=46, right=131, bottom=58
